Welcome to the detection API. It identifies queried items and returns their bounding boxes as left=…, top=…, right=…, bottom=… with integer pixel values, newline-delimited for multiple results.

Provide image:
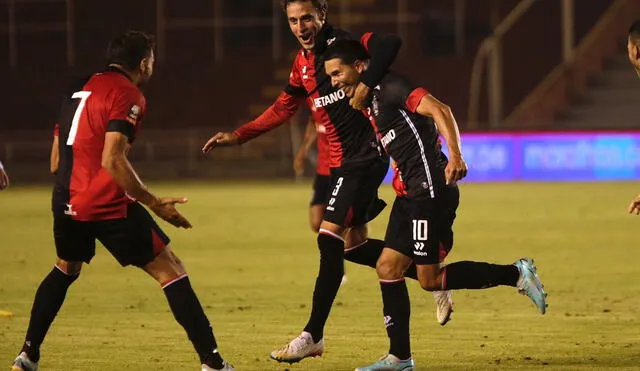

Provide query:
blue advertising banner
left=384, top=132, right=640, bottom=182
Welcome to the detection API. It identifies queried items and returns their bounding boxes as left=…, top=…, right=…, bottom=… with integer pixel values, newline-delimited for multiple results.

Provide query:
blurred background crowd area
left=0, top=0, right=638, bottom=182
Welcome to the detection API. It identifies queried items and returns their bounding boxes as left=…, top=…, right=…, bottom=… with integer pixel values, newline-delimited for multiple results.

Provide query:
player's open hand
left=628, top=194, right=640, bottom=215
left=0, top=168, right=9, bottom=190
left=149, top=197, right=192, bottom=229
left=202, top=132, right=240, bottom=155
left=348, top=82, right=372, bottom=111
left=445, top=155, right=468, bottom=185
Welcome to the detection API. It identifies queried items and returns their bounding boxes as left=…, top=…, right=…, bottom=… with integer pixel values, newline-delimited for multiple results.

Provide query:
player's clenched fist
left=202, top=132, right=240, bottom=154
left=149, top=197, right=192, bottom=229
left=445, top=155, right=468, bottom=185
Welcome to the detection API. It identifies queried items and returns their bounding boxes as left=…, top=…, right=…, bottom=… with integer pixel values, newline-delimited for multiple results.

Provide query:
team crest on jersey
left=127, top=104, right=141, bottom=125
left=371, top=94, right=379, bottom=116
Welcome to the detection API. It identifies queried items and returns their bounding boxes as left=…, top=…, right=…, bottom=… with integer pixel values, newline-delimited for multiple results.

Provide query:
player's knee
left=376, top=256, right=405, bottom=280
left=418, top=276, right=440, bottom=291
left=55, top=258, right=82, bottom=275
left=144, top=248, right=186, bottom=284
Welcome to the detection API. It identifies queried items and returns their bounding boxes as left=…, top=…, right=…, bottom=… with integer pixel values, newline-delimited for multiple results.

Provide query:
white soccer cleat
left=201, top=361, right=234, bottom=371
left=269, top=331, right=324, bottom=364
left=432, top=290, right=454, bottom=326
left=341, top=274, right=348, bottom=286
left=11, top=352, right=38, bottom=371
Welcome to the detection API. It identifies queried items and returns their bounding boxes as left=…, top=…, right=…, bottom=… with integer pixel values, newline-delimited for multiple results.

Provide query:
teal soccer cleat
left=514, top=258, right=548, bottom=314
left=355, top=354, right=415, bottom=371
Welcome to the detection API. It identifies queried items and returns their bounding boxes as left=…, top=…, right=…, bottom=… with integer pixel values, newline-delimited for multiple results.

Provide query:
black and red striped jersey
left=370, top=72, right=448, bottom=198
left=52, top=67, right=146, bottom=221
left=234, top=24, right=399, bottom=170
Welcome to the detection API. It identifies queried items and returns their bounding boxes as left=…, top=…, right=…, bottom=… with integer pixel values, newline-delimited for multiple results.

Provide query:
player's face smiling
left=286, top=1, right=325, bottom=50
left=325, top=58, right=360, bottom=90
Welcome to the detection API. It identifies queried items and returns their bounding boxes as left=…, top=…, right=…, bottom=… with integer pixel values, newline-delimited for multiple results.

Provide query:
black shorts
left=384, top=185, right=459, bottom=265
left=323, top=159, right=389, bottom=228
left=310, top=174, right=331, bottom=206
left=53, top=202, right=170, bottom=267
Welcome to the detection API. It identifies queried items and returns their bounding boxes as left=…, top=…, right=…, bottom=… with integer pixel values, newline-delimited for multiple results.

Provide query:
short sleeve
left=106, top=87, right=146, bottom=140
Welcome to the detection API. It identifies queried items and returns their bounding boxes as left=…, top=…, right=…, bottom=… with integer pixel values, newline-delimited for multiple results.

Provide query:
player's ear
left=139, top=57, right=149, bottom=73
left=318, top=8, right=327, bottom=24
left=355, top=60, right=365, bottom=74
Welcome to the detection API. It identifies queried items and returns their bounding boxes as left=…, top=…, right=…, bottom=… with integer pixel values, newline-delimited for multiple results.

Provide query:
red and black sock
left=303, top=233, right=345, bottom=343
left=380, top=279, right=411, bottom=360
left=163, top=275, right=224, bottom=369
left=442, top=261, right=519, bottom=290
left=22, top=267, right=79, bottom=362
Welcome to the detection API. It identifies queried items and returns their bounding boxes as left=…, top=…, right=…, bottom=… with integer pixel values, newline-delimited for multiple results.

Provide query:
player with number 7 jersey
left=12, top=31, right=235, bottom=371
left=52, top=67, right=146, bottom=220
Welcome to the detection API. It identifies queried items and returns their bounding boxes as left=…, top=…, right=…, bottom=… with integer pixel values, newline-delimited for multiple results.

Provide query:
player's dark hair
left=280, top=0, right=328, bottom=14
left=106, top=30, right=156, bottom=71
left=323, top=39, right=369, bottom=65
left=630, top=20, right=640, bottom=42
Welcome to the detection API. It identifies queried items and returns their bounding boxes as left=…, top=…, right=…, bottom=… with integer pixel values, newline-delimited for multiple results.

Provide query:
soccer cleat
left=432, top=290, right=454, bottom=325
left=355, top=354, right=415, bottom=371
left=514, top=258, right=548, bottom=314
left=341, top=274, right=348, bottom=286
left=11, top=352, right=38, bottom=371
left=201, top=361, right=235, bottom=371
left=269, top=331, right=324, bottom=364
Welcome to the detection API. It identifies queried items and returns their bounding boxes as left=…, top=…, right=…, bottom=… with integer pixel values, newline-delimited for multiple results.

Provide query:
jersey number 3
left=66, top=91, right=92, bottom=146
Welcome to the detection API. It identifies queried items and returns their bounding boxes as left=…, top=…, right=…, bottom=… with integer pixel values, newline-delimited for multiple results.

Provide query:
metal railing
left=467, top=0, right=578, bottom=128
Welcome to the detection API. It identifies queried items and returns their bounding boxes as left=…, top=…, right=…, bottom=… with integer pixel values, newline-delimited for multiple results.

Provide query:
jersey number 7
left=66, top=91, right=92, bottom=146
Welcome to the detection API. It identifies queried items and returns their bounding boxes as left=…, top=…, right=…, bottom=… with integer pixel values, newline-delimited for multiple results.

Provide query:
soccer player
left=323, top=40, right=548, bottom=370
left=11, top=31, right=234, bottom=371
left=626, top=21, right=640, bottom=214
left=294, top=115, right=352, bottom=284
left=0, top=160, right=9, bottom=190
left=202, top=0, right=401, bottom=363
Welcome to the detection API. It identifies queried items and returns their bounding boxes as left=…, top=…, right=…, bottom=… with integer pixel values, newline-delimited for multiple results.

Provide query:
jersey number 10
left=66, top=91, right=92, bottom=146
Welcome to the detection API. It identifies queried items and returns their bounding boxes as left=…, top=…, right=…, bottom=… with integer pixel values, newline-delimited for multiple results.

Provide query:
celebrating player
left=11, top=31, right=234, bottom=371
left=323, top=39, right=548, bottom=370
left=202, top=0, right=400, bottom=363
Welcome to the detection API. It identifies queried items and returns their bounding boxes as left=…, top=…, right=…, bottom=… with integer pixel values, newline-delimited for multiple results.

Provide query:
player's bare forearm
left=433, top=108, right=463, bottom=158
left=301, top=120, right=318, bottom=154
left=416, top=95, right=462, bottom=157
left=50, top=135, right=59, bottom=174
left=102, top=132, right=157, bottom=207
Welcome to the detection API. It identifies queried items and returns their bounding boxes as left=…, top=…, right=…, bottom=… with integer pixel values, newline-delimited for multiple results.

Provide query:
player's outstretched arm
left=202, top=91, right=303, bottom=156
left=102, top=131, right=192, bottom=229
left=415, top=94, right=468, bottom=184
left=0, top=161, right=9, bottom=190
left=628, top=195, right=640, bottom=214
left=294, top=117, right=318, bottom=176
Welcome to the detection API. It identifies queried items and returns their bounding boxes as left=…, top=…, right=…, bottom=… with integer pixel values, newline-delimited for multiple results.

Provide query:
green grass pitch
left=1, top=181, right=639, bottom=370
